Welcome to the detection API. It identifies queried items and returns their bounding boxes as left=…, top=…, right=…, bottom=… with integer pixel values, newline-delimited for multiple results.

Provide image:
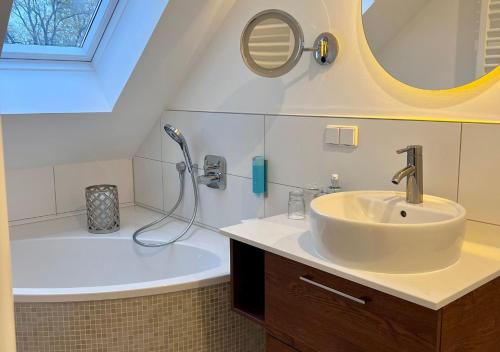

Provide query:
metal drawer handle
left=300, top=276, right=366, bottom=305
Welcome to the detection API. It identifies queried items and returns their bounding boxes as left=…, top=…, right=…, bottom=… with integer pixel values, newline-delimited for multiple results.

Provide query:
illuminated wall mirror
left=361, top=0, right=500, bottom=90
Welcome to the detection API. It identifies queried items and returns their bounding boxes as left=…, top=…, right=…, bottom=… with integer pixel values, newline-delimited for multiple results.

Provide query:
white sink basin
left=309, top=191, right=466, bottom=274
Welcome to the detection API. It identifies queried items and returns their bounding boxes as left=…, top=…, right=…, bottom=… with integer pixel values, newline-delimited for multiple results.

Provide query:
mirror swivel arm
left=304, top=33, right=339, bottom=65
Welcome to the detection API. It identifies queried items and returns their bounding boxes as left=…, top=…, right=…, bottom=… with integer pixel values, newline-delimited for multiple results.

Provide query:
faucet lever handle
left=396, top=146, right=412, bottom=154
left=396, top=145, right=422, bottom=155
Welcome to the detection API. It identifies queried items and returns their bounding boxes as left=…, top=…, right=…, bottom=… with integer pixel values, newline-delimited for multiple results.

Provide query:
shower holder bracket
left=197, top=155, right=227, bottom=190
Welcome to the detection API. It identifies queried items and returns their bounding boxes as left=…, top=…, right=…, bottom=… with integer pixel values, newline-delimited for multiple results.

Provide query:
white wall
left=170, top=0, right=500, bottom=122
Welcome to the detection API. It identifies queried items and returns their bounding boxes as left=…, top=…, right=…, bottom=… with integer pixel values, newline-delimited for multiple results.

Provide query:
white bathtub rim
left=13, top=272, right=230, bottom=303
left=11, top=206, right=231, bottom=303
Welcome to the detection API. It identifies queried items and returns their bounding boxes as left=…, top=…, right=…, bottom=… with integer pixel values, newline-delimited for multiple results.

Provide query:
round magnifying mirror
left=362, top=0, right=500, bottom=90
left=241, top=10, right=304, bottom=77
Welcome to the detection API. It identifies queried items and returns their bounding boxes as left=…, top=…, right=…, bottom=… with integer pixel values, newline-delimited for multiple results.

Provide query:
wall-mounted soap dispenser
left=252, top=156, right=267, bottom=195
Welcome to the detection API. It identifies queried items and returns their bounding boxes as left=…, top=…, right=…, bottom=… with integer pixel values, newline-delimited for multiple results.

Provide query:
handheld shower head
left=164, top=124, right=194, bottom=173
left=164, top=124, right=186, bottom=146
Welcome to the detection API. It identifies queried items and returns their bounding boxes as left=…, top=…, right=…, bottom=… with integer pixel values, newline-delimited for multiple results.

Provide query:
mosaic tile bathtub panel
left=15, top=283, right=264, bottom=352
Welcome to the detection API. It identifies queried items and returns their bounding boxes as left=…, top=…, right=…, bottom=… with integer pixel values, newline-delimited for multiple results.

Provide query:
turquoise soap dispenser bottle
left=252, top=156, right=267, bottom=195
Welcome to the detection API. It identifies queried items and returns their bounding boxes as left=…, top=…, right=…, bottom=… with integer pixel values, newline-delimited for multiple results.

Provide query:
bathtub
left=10, top=207, right=229, bottom=302
left=10, top=206, right=230, bottom=303
left=9, top=206, right=264, bottom=352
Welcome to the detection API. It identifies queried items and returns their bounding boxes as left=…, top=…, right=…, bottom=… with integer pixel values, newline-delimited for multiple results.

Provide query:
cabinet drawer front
left=265, top=253, right=439, bottom=352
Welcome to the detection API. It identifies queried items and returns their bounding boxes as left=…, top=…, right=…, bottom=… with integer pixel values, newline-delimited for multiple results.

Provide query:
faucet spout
left=391, top=145, right=423, bottom=204
left=391, top=165, right=416, bottom=185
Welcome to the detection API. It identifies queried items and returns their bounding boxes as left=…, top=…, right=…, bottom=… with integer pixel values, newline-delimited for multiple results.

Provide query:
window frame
left=1, top=0, right=119, bottom=62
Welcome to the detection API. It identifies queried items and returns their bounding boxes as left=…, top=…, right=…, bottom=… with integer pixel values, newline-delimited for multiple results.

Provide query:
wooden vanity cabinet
left=230, top=240, right=500, bottom=352
left=265, top=253, right=439, bottom=352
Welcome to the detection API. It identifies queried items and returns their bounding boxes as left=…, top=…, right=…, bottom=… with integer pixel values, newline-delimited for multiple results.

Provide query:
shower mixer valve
left=197, top=155, right=227, bottom=190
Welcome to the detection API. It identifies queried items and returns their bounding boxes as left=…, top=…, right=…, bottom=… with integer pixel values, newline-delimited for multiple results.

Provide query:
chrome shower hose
left=132, top=162, right=199, bottom=247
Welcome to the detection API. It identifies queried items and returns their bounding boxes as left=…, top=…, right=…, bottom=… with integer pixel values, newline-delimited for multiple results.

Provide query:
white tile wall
left=133, top=157, right=163, bottom=210
left=12, top=111, right=500, bottom=232
left=5, top=120, right=500, bottom=231
left=265, top=115, right=461, bottom=201
left=265, top=182, right=301, bottom=218
left=6, top=166, right=56, bottom=221
left=5, top=159, right=134, bottom=223
left=163, top=162, right=264, bottom=229
left=162, top=111, right=265, bottom=178
left=459, top=124, right=500, bottom=225
left=133, top=111, right=267, bottom=229
left=127, top=110, right=500, bottom=233
left=54, top=159, right=134, bottom=213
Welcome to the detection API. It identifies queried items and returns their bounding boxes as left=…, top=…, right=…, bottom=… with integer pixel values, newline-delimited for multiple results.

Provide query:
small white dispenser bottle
left=322, top=174, right=342, bottom=194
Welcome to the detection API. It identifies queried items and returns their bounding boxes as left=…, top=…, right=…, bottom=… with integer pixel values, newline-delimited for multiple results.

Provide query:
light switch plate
left=324, top=125, right=340, bottom=144
left=339, top=126, right=359, bottom=146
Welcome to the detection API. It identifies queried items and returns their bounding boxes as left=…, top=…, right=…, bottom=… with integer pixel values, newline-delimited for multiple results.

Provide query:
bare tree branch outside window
left=5, top=0, right=101, bottom=47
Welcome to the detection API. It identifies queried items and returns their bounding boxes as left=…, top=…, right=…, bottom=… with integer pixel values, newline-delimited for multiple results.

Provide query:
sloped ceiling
left=1, top=0, right=235, bottom=169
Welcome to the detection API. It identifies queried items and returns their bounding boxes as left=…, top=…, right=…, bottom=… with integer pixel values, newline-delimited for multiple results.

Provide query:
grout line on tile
left=456, top=123, right=463, bottom=202
left=161, top=156, right=166, bottom=212
left=134, top=202, right=164, bottom=214
left=52, top=166, right=59, bottom=215
left=159, top=117, right=164, bottom=163
left=467, top=219, right=500, bottom=228
left=165, top=108, right=266, bottom=118
left=164, top=108, right=475, bottom=124
left=264, top=115, right=267, bottom=217
left=135, top=203, right=221, bottom=232
left=170, top=212, right=221, bottom=232
left=267, top=180, right=304, bottom=190
left=9, top=203, right=135, bottom=227
left=132, top=155, right=162, bottom=163
left=132, top=157, right=136, bottom=205
left=162, top=160, right=253, bottom=180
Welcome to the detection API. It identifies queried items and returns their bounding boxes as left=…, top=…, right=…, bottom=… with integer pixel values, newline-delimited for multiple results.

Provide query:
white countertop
left=220, top=215, right=500, bottom=310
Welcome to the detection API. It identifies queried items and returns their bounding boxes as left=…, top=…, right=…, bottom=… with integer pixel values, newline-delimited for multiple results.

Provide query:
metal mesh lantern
left=85, top=185, right=120, bottom=234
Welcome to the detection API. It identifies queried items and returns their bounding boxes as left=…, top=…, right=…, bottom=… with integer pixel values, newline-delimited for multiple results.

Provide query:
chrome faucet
left=391, top=145, right=423, bottom=204
left=197, top=155, right=227, bottom=190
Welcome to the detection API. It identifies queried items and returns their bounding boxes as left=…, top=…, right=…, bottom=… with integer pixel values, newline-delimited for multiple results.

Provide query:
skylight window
left=2, top=0, right=118, bottom=61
